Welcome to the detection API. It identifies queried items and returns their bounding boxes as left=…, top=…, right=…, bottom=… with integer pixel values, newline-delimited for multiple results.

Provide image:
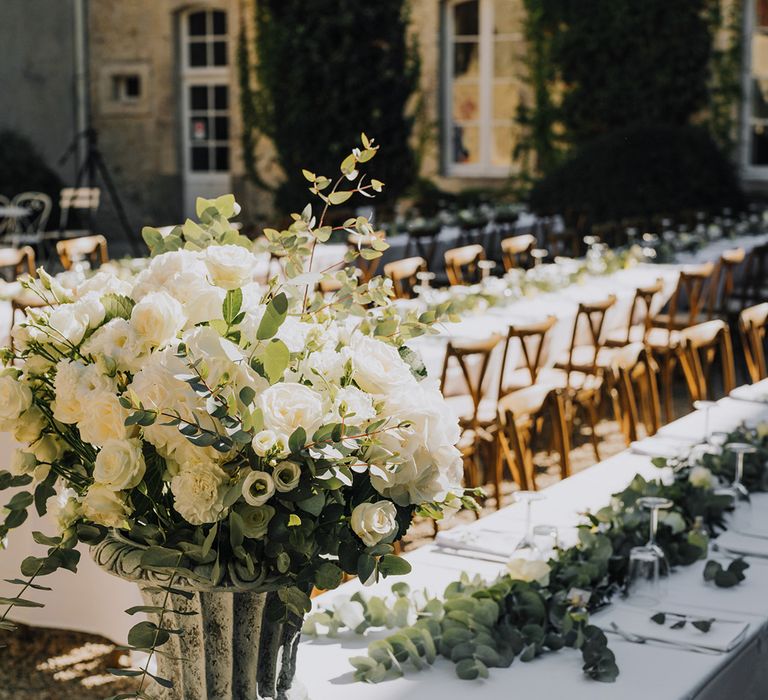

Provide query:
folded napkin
left=715, top=530, right=768, bottom=559
left=434, top=528, right=521, bottom=559
left=598, top=604, right=749, bottom=653
left=630, top=436, right=693, bottom=459
left=730, top=385, right=768, bottom=405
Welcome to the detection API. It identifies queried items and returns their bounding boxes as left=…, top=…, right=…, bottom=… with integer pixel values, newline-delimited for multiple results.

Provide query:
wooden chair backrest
left=617, top=279, right=664, bottom=345
left=384, top=256, right=427, bottom=299
left=611, top=343, right=661, bottom=442
left=739, top=302, right=768, bottom=384
left=444, top=244, right=485, bottom=286
left=498, top=315, right=557, bottom=396
left=679, top=320, right=736, bottom=401
left=10, top=192, right=52, bottom=234
left=738, top=242, right=768, bottom=307
left=706, top=248, right=745, bottom=319
left=0, top=246, right=36, bottom=281
left=660, top=262, right=714, bottom=329
left=500, top=234, right=536, bottom=271
left=563, top=295, right=616, bottom=375
left=56, top=234, right=109, bottom=270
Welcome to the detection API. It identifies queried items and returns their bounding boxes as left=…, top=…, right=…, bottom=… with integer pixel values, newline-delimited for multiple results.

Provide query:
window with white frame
left=443, top=0, right=523, bottom=176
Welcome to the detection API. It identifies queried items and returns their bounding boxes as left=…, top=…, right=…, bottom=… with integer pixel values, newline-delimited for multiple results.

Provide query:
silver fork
left=608, top=622, right=723, bottom=655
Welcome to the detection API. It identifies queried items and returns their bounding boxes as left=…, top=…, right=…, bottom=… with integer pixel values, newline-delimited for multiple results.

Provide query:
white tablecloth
left=298, top=387, right=768, bottom=700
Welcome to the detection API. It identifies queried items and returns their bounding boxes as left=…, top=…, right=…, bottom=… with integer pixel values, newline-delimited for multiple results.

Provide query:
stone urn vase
left=91, top=532, right=308, bottom=700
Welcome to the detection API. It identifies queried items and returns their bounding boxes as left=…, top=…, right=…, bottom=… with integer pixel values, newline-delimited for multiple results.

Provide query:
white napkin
left=598, top=604, right=749, bottom=652
left=715, top=530, right=768, bottom=558
left=729, top=385, right=768, bottom=405
left=434, top=528, right=521, bottom=559
left=630, top=436, right=694, bottom=458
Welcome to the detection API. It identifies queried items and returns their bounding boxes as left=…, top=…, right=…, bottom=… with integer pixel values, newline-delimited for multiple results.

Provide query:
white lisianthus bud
left=203, top=244, right=255, bottom=290
left=235, top=504, right=275, bottom=539
left=171, top=463, right=229, bottom=525
left=130, top=290, right=185, bottom=349
left=251, top=429, right=278, bottom=457
left=350, top=501, right=398, bottom=547
left=13, top=405, right=46, bottom=444
left=272, top=460, right=302, bottom=493
left=82, top=484, right=129, bottom=528
left=0, top=374, right=32, bottom=422
left=506, top=558, right=551, bottom=586
left=688, top=465, right=716, bottom=489
left=242, top=470, right=276, bottom=506
left=93, top=439, right=146, bottom=491
left=9, top=449, right=36, bottom=476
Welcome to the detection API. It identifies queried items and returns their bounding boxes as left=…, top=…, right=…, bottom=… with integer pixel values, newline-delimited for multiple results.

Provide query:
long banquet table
left=298, top=387, right=768, bottom=700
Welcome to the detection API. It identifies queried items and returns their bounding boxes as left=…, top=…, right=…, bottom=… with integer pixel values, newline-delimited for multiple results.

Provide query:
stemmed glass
left=531, top=249, right=548, bottom=267
left=626, top=496, right=673, bottom=606
left=693, top=400, right=718, bottom=445
left=716, top=443, right=756, bottom=533
left=513, top=491, right=546, bottom=560
left=414, top=270, right=436, bottom=303
left=478, top=259, right=496, bottom=281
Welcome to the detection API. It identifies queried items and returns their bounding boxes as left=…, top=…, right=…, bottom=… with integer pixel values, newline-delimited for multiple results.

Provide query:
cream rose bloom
left=242, top=470, right=276, bottom=506
left=77, top=392, right=130, bottom=446
left=251, top=429, right=278, bottom=457
left=688, top=465, right=716, bottom=489
left=350, top=333, right=415, bottom=395
left=9, top=449, right=36, bottom=476
left=350, top=501, right=398, bottom=547
left=131, top=291, right=185, bottom=350
left=13, top=405, right=46, bottom=444
left=272, top=461, right=302, bottom=493
left=93, top=439, right=146, bottom=491
left=171, top=463, right=229, bottom=525
left=82, top=318, right=141, bottom=372
left=235, top=504, right=275, bottom=539
left=82, top=484, right=129, bottom=527
left=0, top=374, right=32, bottom=422
left=332, top=386, right=376, bottom=424
left=506, top=558, right=551, bottom=586
left=260, top=383, right=325, bottom=444
left=29, top=434, right=64, bottom=464
left=203, top=244, right=256, bottom=290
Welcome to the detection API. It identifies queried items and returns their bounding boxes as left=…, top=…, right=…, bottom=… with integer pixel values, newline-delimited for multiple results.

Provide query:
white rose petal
left=0, top=375, right=32, bottom=421
left=131, top=291, right=185, bottom=350
left=13, top=405, right=46, bottom=444
left=94, top=439, right=146, bottom=491
left=9, top=449, right=36, bottom=476
left=350, top=501, right=398, bottom=547
left=350, top=333, right=416, bottom=395
left=203, top=244, right=256, bottom=290
left=82, top=484, right=129, bottom=528
left=260, top=383, right=325, bottom=445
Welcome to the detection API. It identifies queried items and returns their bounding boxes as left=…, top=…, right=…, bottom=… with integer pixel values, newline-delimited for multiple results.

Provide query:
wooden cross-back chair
left=704, top=248, right=746, bottom=320
left=59, top=187, right=101, bottom=232
left=57, top=234, right=109, bottom=271
left=652, top=262, right=715, bottom=331
left=0, top=245, right=36, bottom=281
left=495, top=385, right=570, bottom=498
left=440, top=334, right=502, bottom=494
left=555, top=295, right=617, bottom=377
left=678, top=320, right=736, bottom=404
left=737, top=242, right=768, bottom=307
left=497, top=316, right=557, bottom=396
left=444, top=244, right=485, bottom=286
left=384, top=256, right=427, bottom=299
left=500, top=234, right=536, bottom=272
left=739, top=303, right=768, bottom=384
left=609, top=343, right=661, bottom=445
left=604, top=280, right=664, bottom=347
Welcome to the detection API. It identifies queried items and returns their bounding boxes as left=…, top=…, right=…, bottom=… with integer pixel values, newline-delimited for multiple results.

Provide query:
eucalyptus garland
left=304, top=423, right=768, bottom=684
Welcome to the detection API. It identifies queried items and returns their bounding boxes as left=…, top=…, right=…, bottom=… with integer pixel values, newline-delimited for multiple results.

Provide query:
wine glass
left=717, top=443, right=756, bottom=533
left=693, top=400, right=718, bottom=445
left=532, top=524, right=560, bottom=557
left=531, top=249, right=548, bottom=267
left=478, top=259, right=496, bottom=281
left=513, top=491, right=545, bottom=559
left=625, top=496, right=673, bottom=606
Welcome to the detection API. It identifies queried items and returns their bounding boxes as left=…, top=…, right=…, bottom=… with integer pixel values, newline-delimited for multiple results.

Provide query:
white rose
left=0, top=374, right=32, bottom=421
left=47, top=304, right=88, bottom=345
left=301, top=345, right=351, bottom=387
left=350, top=501, right=398, bottom=547
left=82, top=318, right=141, bottom=372
left=272, top=461, right=302, bottom=493
left=203, top=244, right=256, bottom=290
left=506, top=558, right=551, bottom=586
left=235, top=504, right=275, bottom=539
left=332, top=386, right=376, bottom=424
left=29, top=434, right=64, bottom=464
left=242, top=470, right=276, bottom=506
left=93, top=439, right=146, bottom=491
left=77, top=392, right=130, bottom=446
left=9, top=449, right=36, bottom=476
left=131, top=291, right=185, bottom=350
left=259, top=383, right=325, bottom=444
left=252, top=429, right=278, bottom=457
left=688, top=465, right=716, bottom=489
left=171, top=463, right=229, bottom=525
left=350, top=333, right=416, bottom=395
left=52, top=360, right=86, bottom=424
left=13, top=405, right=46, bottom=444
left=82, top=484, right=128, bottom=528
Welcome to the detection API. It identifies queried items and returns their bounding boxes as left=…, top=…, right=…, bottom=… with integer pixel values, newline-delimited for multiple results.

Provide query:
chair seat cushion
left=444, top=395, right=497, bottom=424
left=553, top=345, right=617, bottom=371
left=502, top=367, right=602, bottom=394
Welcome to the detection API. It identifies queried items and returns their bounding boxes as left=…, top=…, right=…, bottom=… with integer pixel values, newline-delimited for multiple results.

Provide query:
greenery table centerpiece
left=0, top=138, right=475, bottom=700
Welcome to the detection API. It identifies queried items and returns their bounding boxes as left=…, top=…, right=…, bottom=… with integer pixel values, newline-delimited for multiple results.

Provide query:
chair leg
left=585, top=399, right=601, bottom=462
left=493, top=435, right=504, bottom=510
left=660, top=353, right=676, bottom=423
left=552, top=392, right=571, bottom=479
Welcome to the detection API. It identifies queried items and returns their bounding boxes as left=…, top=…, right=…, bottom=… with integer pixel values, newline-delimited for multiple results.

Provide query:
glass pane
left=757, top=0, right=768, bottom=28
left=189, top=42, right=207, bottom=67
left=494, top=40, right=520, bottom=78
left=453, top=41, right=479, bottom=79
left=493, top=81, right=518, bottom=119
left=191, top=147, right=210, bottom=171
left=452, top=82, right=479, bottom=121
left=214, top=85, right=229, bottom=110
left=190, top=117, right=209, bottom=142
left=751, top=124, right=768, bottom=165
left=214, top=116, right=229, bottom=140
left=190, top=86, right=208, bottom=110
left=494, top=0, right=521, bottom=35
left=215, top=147, right=230, bottom=171
left=188, top=11, right=207, bottom=36
left=212, top=10, right=227, bottom=35
left=753, top=79, right=768, bottom=119
left=492, top=126, right=513, bottom=167
left=452, top=124, right=479, bottom=164
left=453, top=0, right=479, bottom=36
left=212, top=41, right=227, bottom=66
